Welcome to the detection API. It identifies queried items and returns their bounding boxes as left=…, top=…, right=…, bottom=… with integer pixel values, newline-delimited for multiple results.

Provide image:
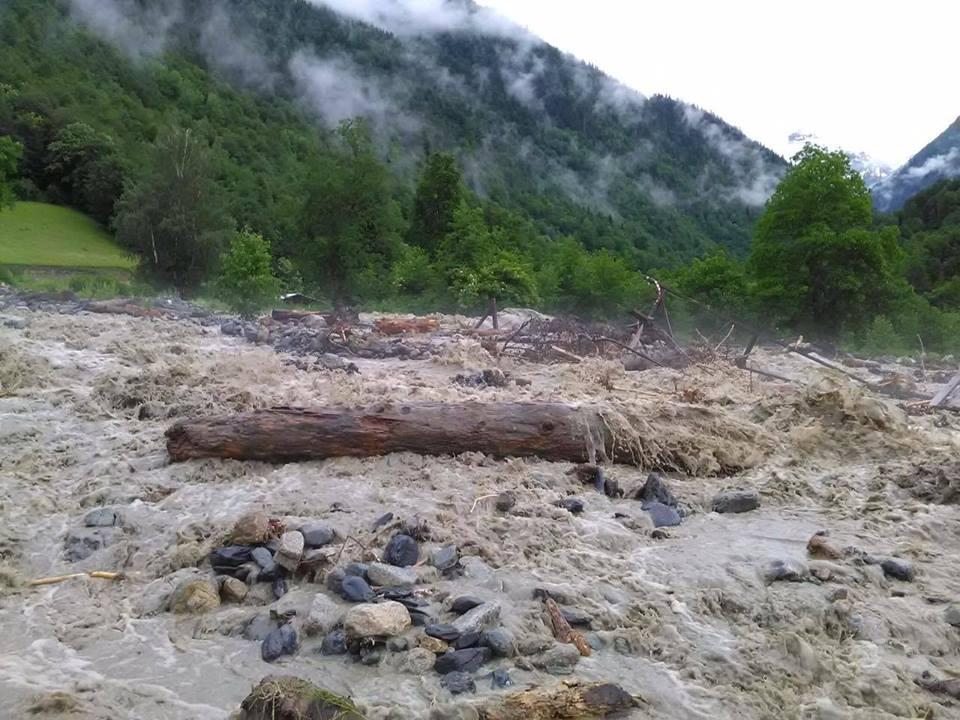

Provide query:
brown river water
left=1, top=305, right=959, bottom=719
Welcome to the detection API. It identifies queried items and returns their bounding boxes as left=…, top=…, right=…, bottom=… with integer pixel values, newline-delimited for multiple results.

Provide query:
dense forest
left=2, top=0, right=960, bottom=354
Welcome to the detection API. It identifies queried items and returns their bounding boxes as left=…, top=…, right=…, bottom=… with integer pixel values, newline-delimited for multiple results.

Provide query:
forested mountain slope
left=873, top=117, right=960, bottom=213
left=0, top=0, right=785, bottom=267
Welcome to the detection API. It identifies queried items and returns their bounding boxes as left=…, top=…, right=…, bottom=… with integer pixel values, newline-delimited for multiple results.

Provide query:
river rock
left=384, top=534, right=419, bottom=567
left=636, top=473, right=679, bottom=506
left=559, top=606, right=592, bottom=627
left=341, top=576, right=376, bottom=603
left=320, top=629, right=348, bottom=655
left=359, top=648, right=382, bottom=666
left=494, top=492, right=516, bottom=512
left=230, top=512, right=272, bottom=545
left=210, top=545, right=255, bottom=575
left=532, top=643, right=581, bottom=674
left=712, top=489, right=760, bottom=514
left=451, top=596, right=484, bottom=615
left=252, top=547, right=275, bottom=569
left=643, top=501, right=681, bottom=528
left=399, top=647, right=435, bottom=674
left=170, top=578, right=221, bottom=614
left=84, top=507, right=121, bottom=527
left=480, top=628, right=514, bottom=657
left=881, top=558, right=914, bottom=581
left=244, top=614, right=279, bottom=641
left=555, top=497, right=584, bottom=514
left=419, top=635, right=450, bottom=654
left=137, top=568, right=206, bottom=616
left=441, top=671, right=476, bottom=695
left=426, top=624, right=461, bottom=642
left=367, top=562, right=417, bottom=587
left=430, top=545, right=460, bottom=573
left=387, top=636, right=412, bottom=652
left=64, top=527, right=119, bottom=562
left=325, top=568, right=346, bottom=594
left=434, top=647, right=491, bottom=674
left=238, top=676, right=363, bottom=720
left=452, top=602, right=500, bottom=635
left=273, top=577, right=288, bottom=599
left=344, top=563, right=369, bottom=578
left=305, top=592, right=343, bottom=635
left=220, top=576, right=248, bottom=603
left=453, top=631, right=481, bottom=649
left=344, top=601, right=411, bottom=639
left=276, top=531, right=304, bottom=571
left=763, top=558, right=808, bottom=584
left=945, top=606, right=960, bottom=627
left=300, top=523, right=335, bottom=548
left=489, top=669, right=512, bottom=689
left=261, top=624, right=299, bottom=662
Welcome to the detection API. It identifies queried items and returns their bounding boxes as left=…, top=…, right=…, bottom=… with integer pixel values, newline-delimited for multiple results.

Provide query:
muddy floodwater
left=1, top=301, right=960, bottom=719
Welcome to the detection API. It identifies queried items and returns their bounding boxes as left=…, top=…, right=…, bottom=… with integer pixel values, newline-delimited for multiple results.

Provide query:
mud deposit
left=2, top=305, right=960, bottom=719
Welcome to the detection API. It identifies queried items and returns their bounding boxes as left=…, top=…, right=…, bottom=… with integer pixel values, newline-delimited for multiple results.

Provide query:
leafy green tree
left=300, top=119, right=401, bottom=304
left=749, top=145, right=905, bottom=335
left=45, top=122, right=126, bottom=224
left=216, top=228, right=281, bottom=317
left=407, top=152, right=464, bottom=254
left=114, top=128, right=233, bottom=290
left=0, top=135, right=21, bottom=209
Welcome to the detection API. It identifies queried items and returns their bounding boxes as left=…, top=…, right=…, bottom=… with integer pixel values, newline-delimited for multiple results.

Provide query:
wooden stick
left=544, top=597, right=591, bottom=656
left=931, top=372, right=960, bottom=408
left=549, top=345, right=583, bottom=363
left=28, top=571, right=122, bottom=587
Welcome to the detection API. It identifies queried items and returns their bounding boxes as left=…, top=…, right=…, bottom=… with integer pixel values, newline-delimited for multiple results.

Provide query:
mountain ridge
left=873, top=116, right=960, bottom=212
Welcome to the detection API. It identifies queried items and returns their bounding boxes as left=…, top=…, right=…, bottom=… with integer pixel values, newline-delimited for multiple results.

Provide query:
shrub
left=216, top=229, right=281, bottom=318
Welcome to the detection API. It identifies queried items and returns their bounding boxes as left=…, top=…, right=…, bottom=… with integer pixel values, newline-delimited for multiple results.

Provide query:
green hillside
left=0, top=201, right=135, bottom=269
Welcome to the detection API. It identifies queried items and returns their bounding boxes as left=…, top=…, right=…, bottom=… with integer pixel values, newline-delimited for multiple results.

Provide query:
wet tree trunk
left=165, top=402, right=633, bottom=465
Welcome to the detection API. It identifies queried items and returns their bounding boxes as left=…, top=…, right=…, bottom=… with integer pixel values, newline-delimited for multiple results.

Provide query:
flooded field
left=1, top=300, right=959, bottom=719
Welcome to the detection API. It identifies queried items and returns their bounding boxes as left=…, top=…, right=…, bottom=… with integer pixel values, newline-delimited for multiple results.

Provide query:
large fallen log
left=167, top=402, right=641, bottom=465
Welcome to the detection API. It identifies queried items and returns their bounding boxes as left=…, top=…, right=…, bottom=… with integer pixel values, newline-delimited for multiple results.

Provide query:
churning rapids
left=1, top=299, right=960, bottom=719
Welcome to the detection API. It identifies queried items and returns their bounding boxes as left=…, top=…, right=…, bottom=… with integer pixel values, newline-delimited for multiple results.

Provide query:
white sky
left=478, top=0, right=959, bottom=167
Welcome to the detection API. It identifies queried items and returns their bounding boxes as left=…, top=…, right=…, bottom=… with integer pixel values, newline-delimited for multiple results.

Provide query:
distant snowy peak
left=785, top=130, right=892, bottom=188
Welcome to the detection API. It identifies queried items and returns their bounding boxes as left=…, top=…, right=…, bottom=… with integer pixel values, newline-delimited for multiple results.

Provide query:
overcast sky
left=478, top=0, right=958, bottom=167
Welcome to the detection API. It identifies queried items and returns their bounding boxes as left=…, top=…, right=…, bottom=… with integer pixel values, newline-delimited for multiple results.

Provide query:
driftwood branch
left=545, top=597, right=591, bottom=656
left=479, top=681, right=637, bottom=720
left=931, top=372, right=960, bottom=408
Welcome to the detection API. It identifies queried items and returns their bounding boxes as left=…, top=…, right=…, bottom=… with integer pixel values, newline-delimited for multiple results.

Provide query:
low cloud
left=309, top=0, right=521, bottom=38
left=903, top=147, right=960, bottom=180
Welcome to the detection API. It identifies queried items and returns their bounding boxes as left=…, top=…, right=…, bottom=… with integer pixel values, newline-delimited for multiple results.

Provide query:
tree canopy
left=0, top=135, right=21, bottom=210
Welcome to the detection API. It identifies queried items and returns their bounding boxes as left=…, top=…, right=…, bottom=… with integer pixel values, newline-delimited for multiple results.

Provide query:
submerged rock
left=554, top=497, right=584, bottom=514
left=945, top=605, right=960, bottom=627
left=384, top=534, right=419, bottom=567
left=494, top=492, right=516, bottom=512
left=210, top=546, right=255, bottom=575
left=881, top=558, right=914, bottom=582
left=305, top=593, right=343, bottom=636
left=490, top=668, right=513, bottom=689
left=63, top=527, right=119, bottom=562
left=238, top=675, right=363, bottom=720
left=398, top=647, right=435, bottom=674
left=84, top=507, right=121, bottom=527
left=244, top=614, right=280, bottom=642
left=261, top=624, right=299, bottom=663
left=532, top=643, right=581, bottom=674
left=434, top=647, right=491, bottom=674
left=171, top=578, right=221, bottom=614
left=344, top=601, right=411, bottom=639
left=559, top=606, right=592, bottom=627
left=763, top=558, right=808, bottom=584
left=441, top=671, right=476, bottom=695
left=712, top=489, right=760, bottom=514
